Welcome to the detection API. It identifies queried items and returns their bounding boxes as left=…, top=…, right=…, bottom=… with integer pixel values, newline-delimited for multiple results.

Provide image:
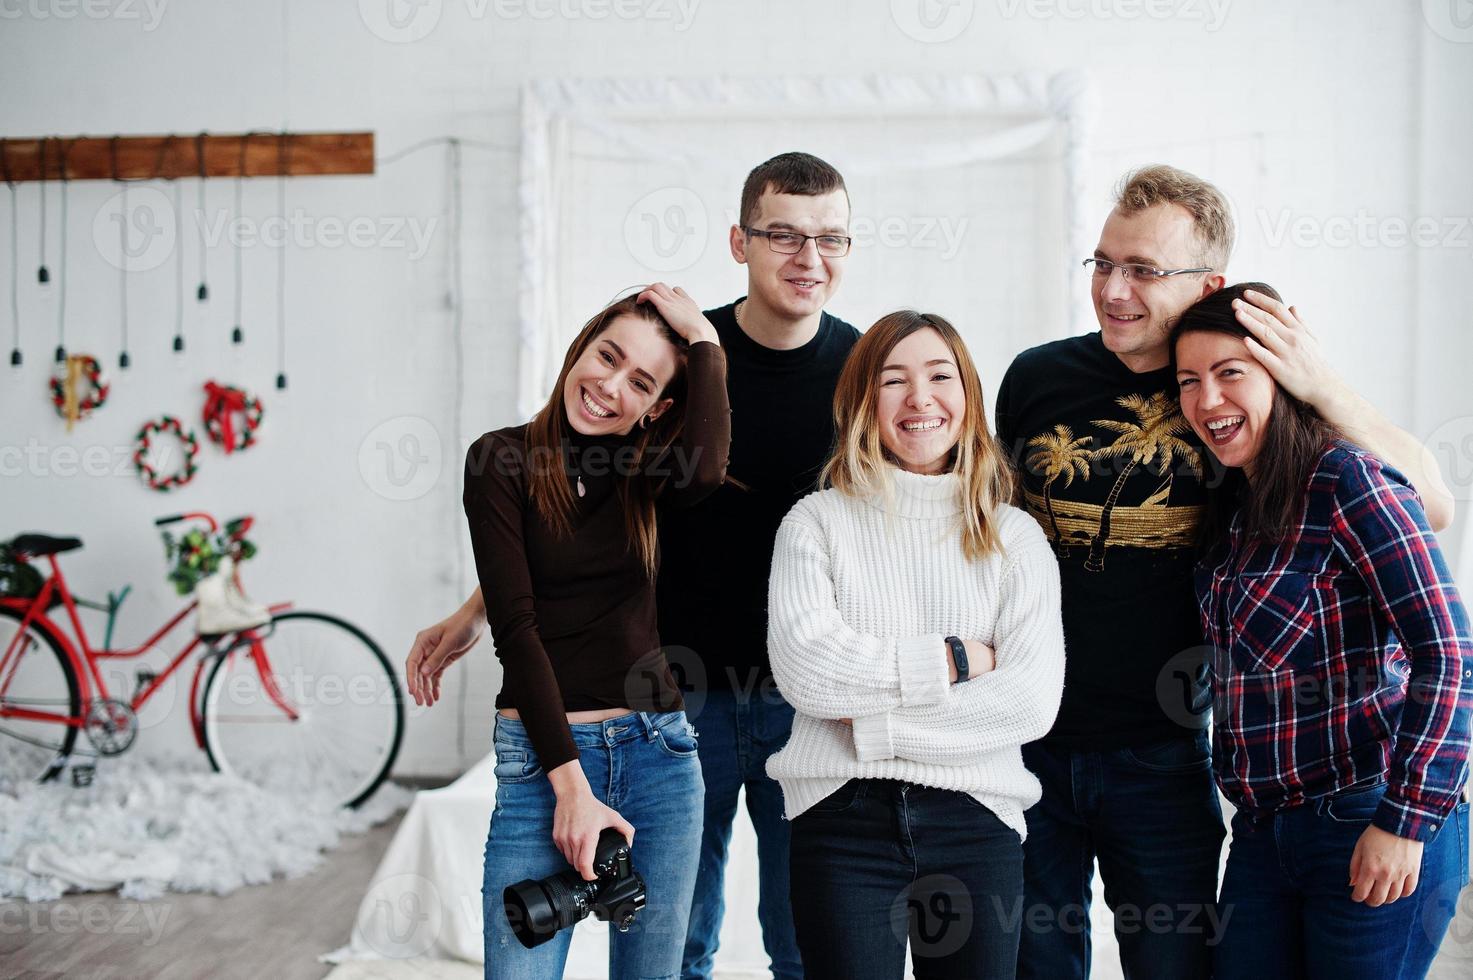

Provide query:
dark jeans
left=681, top=687, right=803, bottom=979
left=788, top=778, right=1025, bottom=980
left=1214, top=782, right=1471, bottom=980
left=1018, top=731, right=1227, bottom=980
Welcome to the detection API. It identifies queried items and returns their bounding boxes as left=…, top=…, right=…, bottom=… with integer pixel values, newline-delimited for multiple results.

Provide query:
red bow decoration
left=202, top=381, right=260, bottom=454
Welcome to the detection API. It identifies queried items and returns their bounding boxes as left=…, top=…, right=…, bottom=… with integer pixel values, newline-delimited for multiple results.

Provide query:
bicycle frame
left=0, top=547, right=295, bottom=751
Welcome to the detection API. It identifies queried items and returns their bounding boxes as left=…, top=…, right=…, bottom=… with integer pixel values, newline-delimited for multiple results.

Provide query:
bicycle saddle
left=8, top=533, right=83, bottom=557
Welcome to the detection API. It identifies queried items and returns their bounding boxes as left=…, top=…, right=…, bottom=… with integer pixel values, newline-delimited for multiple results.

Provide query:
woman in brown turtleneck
left=444, top=283, right=729, bottom=979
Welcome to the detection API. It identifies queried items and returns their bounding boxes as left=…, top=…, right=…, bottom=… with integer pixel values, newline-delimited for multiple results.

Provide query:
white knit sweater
left=764, top=468, right=1066, bottom=839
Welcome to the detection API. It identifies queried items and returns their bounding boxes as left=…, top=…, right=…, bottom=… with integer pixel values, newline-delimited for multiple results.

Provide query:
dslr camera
left=503, top=827, right=646, bottom=948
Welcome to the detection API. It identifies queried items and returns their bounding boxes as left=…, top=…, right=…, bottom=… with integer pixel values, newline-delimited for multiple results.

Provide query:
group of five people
left=405, top=153, right=1471, bottom=980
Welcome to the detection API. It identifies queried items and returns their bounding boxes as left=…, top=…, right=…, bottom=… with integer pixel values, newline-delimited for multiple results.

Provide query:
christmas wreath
left=202, top=381, right=264, bottom=454
left=50, top=354, right=110, bottom=429
left=134, top=416, right=201, bottom=492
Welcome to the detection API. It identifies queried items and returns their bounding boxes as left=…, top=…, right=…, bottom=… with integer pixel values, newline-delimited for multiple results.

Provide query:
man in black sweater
left=410, top=153, right=858, bottom=980
left=996, top=164, right=1455, bottom=980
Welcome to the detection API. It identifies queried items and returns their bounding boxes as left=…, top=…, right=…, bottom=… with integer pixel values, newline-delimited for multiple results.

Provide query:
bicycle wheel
left=201, top=610, right=404, bottom=809
left=0, top=608, right=81, bottom=791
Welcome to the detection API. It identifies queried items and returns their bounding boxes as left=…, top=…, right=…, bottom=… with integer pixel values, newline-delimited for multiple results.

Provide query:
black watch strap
left=945, top=635, right=969, bottom=684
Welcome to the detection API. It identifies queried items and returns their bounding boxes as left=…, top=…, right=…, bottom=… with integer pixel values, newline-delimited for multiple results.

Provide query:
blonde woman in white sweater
left=765, top=310, right=1066, bottom=980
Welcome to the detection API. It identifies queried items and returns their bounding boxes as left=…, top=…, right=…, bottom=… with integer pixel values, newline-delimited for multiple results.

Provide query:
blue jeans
left=681, top=687, right=803, bottom=979
left=788, top=779, right=1026, bottom=979
left=482, top=711, right=704, bottom=980
left=1214, top=782, right=1470, bottom=980
left=1018, top=732, right=1227, bottom=980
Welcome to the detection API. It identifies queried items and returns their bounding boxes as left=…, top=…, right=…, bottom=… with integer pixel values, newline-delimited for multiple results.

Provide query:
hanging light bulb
left=37, top=138, right=50, bottom=284
left=196, top=132, right=209, bottom=302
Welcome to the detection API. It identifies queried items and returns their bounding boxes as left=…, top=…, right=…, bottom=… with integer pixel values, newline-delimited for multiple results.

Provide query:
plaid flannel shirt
left=1197, top=442, right=1472, bottom=841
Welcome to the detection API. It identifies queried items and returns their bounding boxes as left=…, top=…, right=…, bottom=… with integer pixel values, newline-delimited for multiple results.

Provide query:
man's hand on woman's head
left=1233, top=290, right=1348, bottom=415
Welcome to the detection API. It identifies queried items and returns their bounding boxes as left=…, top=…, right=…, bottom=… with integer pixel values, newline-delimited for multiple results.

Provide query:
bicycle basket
left=0, top=543, right=45, bottom=599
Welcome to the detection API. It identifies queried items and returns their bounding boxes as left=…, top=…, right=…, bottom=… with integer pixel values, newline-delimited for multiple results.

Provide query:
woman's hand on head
left=548, top=760, right=636, bottom=881
left=638, top=283, right=720, bottom=347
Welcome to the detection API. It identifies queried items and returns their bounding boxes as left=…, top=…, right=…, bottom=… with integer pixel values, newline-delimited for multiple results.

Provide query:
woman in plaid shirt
left=1170, top=282, right=1471, bottom=980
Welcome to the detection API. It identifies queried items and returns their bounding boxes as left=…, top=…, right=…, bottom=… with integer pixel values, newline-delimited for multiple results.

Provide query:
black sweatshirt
left=657, top=300, right=861, bottom=695
left=995, top=331, right=1222, bottom=750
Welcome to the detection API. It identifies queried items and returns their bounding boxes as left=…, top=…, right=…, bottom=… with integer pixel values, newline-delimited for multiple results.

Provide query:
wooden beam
left=0, top=132, right=375, bottom=182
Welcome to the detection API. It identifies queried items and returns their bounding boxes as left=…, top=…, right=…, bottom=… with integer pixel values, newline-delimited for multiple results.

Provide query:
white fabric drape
left=517, top=71, right=1096, bottom=416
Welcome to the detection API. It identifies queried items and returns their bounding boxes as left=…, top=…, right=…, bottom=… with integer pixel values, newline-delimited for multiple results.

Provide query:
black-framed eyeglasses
left=742, top=226, right=852, bottom=257
left=1083, top=258, right=1212, bottom=282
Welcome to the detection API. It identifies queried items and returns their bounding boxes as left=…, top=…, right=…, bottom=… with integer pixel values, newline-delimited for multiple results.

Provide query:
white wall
left=1, top=0, right=1470, bottom=784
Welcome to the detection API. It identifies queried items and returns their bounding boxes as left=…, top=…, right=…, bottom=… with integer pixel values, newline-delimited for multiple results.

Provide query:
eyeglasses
left=1083, top=258, right=1212, bottom=282
left=742, top=226, right=852, bottom=257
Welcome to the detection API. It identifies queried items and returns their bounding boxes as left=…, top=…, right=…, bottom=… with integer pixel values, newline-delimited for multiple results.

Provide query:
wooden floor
left=0, top=812, right=405, bottom=980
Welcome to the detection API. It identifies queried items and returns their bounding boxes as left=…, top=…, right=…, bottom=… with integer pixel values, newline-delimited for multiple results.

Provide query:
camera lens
left=503, top=873, right=591, bottom=949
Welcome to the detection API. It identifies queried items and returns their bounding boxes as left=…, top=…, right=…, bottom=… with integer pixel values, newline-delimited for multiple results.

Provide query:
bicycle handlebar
left=153, top=513, right=252, bottom=536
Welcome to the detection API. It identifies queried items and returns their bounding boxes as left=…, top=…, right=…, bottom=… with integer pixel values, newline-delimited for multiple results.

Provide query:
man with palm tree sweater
left=994, top=165, right=1456, bottom=980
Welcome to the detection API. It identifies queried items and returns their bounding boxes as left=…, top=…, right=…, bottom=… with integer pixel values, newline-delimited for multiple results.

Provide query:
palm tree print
left=1025, top=425, right=1094, bottom=556
left=1084, top=392, right=1203, bottom=572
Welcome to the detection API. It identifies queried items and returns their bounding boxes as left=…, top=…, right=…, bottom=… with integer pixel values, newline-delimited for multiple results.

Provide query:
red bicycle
left=0, top=512, right=403, bottom=809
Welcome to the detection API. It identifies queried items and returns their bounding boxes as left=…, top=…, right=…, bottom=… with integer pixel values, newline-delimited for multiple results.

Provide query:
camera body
left=503, top=827, right=647, bottom=949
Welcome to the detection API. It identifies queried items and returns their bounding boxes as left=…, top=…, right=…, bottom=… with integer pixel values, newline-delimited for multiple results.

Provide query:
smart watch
left=945, top=635, right=969, bottom=684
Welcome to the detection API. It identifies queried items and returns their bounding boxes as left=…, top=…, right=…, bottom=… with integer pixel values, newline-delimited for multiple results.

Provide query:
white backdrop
left=518, top=71, right=1092, bottom=418
left=1, top=2, right=1471, bottom=977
